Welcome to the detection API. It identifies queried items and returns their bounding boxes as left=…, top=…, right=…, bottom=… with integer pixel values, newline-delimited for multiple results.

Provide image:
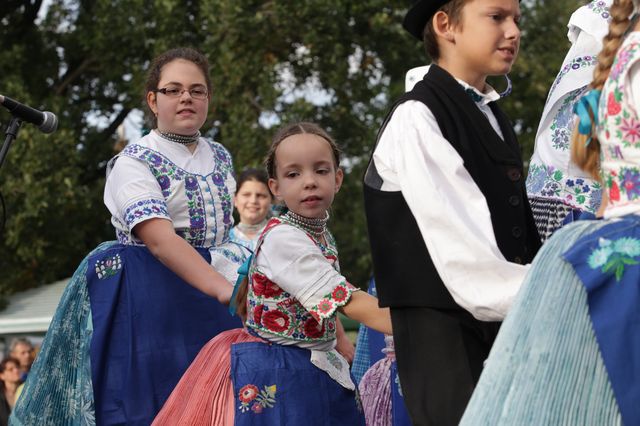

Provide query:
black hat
left=403, top=0, right=521, bottom=41
left=403, top=0, right=450, bottom=40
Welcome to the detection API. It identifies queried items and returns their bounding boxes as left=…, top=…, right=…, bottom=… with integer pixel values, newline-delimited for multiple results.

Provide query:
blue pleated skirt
left=460, top=220, right=622, bottom=425
left=11, top=242, right=242, bottom=426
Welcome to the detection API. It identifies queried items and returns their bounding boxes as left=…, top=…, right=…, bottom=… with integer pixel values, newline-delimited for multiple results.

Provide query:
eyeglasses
left=155, top=86, right=208, bottom=100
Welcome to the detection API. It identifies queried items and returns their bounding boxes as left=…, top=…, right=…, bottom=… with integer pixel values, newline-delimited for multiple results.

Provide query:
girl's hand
left=335, top=319, right=355, bottom=364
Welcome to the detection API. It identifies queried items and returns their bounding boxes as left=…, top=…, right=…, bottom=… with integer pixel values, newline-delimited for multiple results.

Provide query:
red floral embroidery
left=239, top=384, right=259, bottom=403
left=331, top=285, right=349, bottom=303
left=303, top=317, right=325, bottom=338
left=252, top=273, right=284, bottom=298
left=607, top=91, right=621, bottom=115
left=251, top=402, right=263, bottom=413
left=317, top=299, right=335, bottom=316
left=253, top=304, right=264, bottom=325
left=611, top=180, right=621, bottom=202
left=262, top=310, right=290, bottom=333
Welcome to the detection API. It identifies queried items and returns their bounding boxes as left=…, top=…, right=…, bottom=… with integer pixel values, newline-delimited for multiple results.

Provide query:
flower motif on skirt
left=238, top=384, right=277, bottom=414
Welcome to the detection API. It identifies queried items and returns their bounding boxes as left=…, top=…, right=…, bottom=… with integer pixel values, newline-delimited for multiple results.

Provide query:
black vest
left=364, top=65, right=541, bottom=309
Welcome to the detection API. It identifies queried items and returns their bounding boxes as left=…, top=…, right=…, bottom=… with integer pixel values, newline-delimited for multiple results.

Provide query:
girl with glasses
left=11, top=47, right=248, bottom=425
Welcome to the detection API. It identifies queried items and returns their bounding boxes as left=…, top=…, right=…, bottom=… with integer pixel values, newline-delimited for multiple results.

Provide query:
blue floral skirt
left=11, top=242, right=242, bottom=426
left=231, top=342, right=365, bottom=426
left=460, top=219, right=622, bottom=425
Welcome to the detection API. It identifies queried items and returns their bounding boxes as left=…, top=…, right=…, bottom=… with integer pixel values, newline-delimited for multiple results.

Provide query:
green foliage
left=0, top=0, right=586, bottom=303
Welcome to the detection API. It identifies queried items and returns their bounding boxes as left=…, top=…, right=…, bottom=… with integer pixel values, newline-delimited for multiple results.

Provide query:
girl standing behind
left=461, top=1, right=640, bottom=424
left=230, top=168, right=272, bottom=252
left=154, top=122, right=392, bottom=425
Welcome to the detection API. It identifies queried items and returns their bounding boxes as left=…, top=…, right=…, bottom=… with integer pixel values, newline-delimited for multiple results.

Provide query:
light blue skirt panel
left=460, top=220, right=621, bottom=426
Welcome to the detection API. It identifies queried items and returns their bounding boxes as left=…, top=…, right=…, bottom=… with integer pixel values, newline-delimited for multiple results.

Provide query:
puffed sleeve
left=257, top=224, right=358, bottom=321
left=104, top=154, right=171, bottom=232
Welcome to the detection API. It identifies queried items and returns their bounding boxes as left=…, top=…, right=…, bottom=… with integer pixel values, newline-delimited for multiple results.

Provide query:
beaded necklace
left=281, top=210, right=329, bottom=239
left=236, top=219, right=268, bottom=235
left=157, top=129, right=201, bottom=145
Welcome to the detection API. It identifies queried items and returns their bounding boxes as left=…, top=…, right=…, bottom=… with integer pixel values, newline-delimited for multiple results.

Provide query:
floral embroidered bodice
left=245, top=218, right=356, bottom=345
left=105, top=132, right=235, bottom=248
left=598, top=32, right=640, bottom=217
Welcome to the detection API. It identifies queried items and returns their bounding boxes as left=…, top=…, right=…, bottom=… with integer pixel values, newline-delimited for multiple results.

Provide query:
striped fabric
left=528, top=196, right=573, bottom=242
left=460, top=219, right=621, bottom=425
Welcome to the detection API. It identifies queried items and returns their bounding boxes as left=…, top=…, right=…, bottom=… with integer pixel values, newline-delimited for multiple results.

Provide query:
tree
left=0, top=0, right=586, bottom=305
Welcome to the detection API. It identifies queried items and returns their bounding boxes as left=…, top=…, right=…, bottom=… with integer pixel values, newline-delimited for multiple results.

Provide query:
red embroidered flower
left=253, top=304, right=264, bottom=325
left=607, top=92, right=621, bottom=116
left=331, top=285, right=349, bottom=303
left=239, top=384, right=259, bottom=403
left=610, top=180, right=621, bottom=202
left=262, top=310, right=290, bottom=333
left=316, top=299, right=335, bottom=317
left=252, top=273, right=284, bottom=298
left=303, top=317, right=325, bottom=338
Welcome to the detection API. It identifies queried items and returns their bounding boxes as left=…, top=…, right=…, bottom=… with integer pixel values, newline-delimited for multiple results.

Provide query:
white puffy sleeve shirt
left=372, top=90, right=530, bottom=321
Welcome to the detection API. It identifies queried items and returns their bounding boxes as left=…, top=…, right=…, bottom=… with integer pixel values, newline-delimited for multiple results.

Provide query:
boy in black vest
left=363, top=0, right=540, bottom=424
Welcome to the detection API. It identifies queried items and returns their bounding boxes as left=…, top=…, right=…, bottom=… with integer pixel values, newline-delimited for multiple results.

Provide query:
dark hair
left=423, top=0, right=469, bottom=60
left=236, top=168, right=270, bottom=196
left=234, top=122, right=340, bottom=319
left=144, top=47, right=212, bottom=127
left=0, top=357, right=20, bottom=390
left=264, top=122, right=341, bottom=179
left=572, top=0, right=636, bottom=180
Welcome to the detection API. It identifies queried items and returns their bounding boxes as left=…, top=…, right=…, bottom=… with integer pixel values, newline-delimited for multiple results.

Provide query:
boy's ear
left=268, top=178, right=281, bottom=200
left=432, top=10, right=455, bottom=42
left=334, top=168, right=344, bottom=193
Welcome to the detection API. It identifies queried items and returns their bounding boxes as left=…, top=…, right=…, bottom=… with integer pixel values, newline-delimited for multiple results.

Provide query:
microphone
left=0, top=95, right=58, bottom=134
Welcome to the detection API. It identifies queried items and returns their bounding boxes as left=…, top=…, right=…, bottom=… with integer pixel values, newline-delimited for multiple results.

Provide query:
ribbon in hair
left=229, top=254, right=253, bottom=316
left=573, top=89, right=602, bottom=146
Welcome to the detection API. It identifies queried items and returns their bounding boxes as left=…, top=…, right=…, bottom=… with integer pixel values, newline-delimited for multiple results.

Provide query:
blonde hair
left=571, top=0, right=636, bottom=180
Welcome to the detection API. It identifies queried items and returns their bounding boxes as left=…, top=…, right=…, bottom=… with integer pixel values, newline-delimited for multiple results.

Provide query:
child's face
left=268, top=133, right=343, bottom=219
left=444, top=0, right=520, bottom=85
left=234, top=180, right=272, bottom=225
left=146, top=59, right=210, bottom=135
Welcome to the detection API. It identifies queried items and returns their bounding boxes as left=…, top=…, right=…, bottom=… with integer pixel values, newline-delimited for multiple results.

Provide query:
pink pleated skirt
left=152, top=328, right=263, bottom=426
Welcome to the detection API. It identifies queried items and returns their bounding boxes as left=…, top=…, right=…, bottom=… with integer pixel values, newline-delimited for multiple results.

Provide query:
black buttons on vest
left=508, top=195, right=520, bottom=206
left=507, top=168, right=522, bottom=182
left=511, top=226, right=522, bottom=238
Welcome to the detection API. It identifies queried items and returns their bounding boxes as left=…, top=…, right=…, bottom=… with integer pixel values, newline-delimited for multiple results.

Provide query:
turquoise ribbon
left=228, top=254, right=253, bottom=317
left=573, top=89, right=602, bottom=146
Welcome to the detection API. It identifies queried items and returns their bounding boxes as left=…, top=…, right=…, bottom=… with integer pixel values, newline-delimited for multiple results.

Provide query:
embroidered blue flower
left=588, top=236, right=640, bottom=281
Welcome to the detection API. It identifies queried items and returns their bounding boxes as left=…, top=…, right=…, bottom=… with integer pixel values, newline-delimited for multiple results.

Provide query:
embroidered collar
left=457, top=80, right=500, bottom=105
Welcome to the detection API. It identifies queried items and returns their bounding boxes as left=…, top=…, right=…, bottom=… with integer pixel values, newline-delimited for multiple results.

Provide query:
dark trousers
left=391, top=307, right=500, bottom=426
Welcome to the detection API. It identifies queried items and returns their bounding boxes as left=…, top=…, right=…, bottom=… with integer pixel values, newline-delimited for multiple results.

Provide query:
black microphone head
left=39, top=111, right=58, bottom=134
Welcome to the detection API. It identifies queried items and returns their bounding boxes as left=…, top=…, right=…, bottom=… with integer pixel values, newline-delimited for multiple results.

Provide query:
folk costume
left=154, top=214, right=365, bottom=426
left=363, top=3, right=540, bottom=424
left=461, top=29, right=640, bottom=426
left=527, top=0, right=612, bottom=241
left=11, top=131, right=246, bottom=425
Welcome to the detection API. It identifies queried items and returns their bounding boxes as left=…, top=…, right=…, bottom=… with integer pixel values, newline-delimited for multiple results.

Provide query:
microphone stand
left=0, top=116, right=22, bottom=173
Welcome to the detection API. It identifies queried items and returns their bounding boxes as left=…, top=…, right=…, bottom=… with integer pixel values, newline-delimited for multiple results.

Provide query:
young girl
left=461, top=1, right=640, bottom=424
left=11, top=48, right=246, bottom=425
left=229, top=168, right=273, bottom=251
left=154, top=122, right=392, bottom=425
